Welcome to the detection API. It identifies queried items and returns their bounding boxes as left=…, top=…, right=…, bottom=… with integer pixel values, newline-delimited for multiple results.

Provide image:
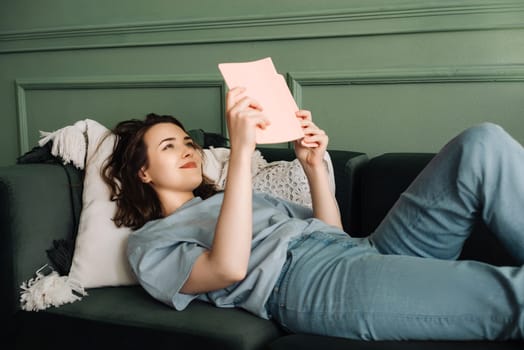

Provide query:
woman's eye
left=186, top=142, right=196, bottom=148
left=162, top=144, right=174, bottom=151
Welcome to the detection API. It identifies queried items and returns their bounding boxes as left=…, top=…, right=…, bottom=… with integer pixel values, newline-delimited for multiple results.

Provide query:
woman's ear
left=138, top=167, right=151, bottom=183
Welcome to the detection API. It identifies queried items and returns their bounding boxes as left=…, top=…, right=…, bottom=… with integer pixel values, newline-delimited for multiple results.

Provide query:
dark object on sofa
left=16, top=142, right=83, bottom=276
left=2, top=149, right=521, bottom=349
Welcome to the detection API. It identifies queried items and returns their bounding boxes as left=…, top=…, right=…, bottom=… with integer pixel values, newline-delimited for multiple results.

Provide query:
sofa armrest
left=357, top=152, right=517, bottom=266
left=0, top=163, right=81, bottom=320
left=359, top=153, right=435, bottom=235
left=328, top=150, right=368, bottom=234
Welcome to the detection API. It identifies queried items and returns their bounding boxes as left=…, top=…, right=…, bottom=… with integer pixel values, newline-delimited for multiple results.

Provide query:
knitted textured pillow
left=203, top=147, right=336, bottom=208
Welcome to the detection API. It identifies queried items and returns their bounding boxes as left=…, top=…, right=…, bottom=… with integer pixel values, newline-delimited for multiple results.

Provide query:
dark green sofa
left=2, top=148, right=522, bottom=349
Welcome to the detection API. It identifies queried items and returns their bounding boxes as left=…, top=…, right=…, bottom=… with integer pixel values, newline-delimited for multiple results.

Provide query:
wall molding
left=14, top=64, right=524, bottom=154
left=288, top=64, right=524, bottom=107
left=15, top=75, right=226, bottom=154
left=2, top=2, right=524, bottom=53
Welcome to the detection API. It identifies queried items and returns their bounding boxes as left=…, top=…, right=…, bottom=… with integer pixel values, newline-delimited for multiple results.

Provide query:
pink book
left=218, top=57, right=304, bottom=144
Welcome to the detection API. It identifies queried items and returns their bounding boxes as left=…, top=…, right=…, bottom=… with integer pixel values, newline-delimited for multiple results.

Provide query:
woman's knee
left=454, top=122, right=508, bottom=151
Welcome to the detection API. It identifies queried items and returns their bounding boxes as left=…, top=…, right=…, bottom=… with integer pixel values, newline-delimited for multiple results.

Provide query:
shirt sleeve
left=127, top=237, right=206, bottom=310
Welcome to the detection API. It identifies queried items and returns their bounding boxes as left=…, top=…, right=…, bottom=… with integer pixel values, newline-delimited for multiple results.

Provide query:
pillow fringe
left=20, top=264, right=87, bottom=311
left=38, top=120, right=88, bottom=169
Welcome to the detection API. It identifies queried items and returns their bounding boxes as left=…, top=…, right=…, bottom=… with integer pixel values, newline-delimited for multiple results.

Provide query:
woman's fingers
left=226, top=87, right=263, bottom=113
left=296, top=109, right=312, bottom=121
left=234, top=107, right=270, bottom=129
left=299, top=119, right=322, bottom=138
left=229, top=96, right=263, bottom=116
left=226, top=88, right=270, bottom=150
left=302, top=129, right=327, bottom=147
left=226, top=87, right=246, bottom=109
left=227, top=94, right=267, bottom=127
left=297, top=115, right=328, bottom=149
left=226, top=88, right=268, bottom=131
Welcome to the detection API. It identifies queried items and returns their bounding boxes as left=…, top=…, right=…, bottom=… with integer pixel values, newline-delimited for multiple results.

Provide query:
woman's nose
left=182, top=145, right=194, bottom=158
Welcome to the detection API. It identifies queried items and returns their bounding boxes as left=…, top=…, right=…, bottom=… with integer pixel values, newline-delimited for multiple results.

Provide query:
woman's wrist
left=302, top=160, right=327, bottom=179
left=229, top=147, right=254, bottom=168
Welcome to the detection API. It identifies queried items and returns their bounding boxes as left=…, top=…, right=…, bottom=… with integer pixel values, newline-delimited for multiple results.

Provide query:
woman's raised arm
left=294, top=110, right=342, bottom=230
left=181, top=87, right=270, bottom=294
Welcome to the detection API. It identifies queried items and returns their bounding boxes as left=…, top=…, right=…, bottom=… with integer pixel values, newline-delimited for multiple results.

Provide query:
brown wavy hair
left=101, top=113, right=218, bottom=230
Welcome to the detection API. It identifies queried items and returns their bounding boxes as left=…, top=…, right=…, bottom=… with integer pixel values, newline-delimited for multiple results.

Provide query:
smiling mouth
left=180, top=161, right=197, bottom=169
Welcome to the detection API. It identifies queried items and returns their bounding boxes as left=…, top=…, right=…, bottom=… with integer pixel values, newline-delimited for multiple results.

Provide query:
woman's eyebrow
left=158, top=135, right=192, bottom=147
left=158, top=137, right=175, bottom=147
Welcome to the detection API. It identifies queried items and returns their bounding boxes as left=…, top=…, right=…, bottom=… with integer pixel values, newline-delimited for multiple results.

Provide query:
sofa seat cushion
left=16, top=286, right=283, bottom=350
left=267, top=334, right=524, bottom=350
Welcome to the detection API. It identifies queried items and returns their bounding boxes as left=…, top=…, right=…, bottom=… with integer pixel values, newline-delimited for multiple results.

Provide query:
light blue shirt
left=127, top=191, right=345, bottom=319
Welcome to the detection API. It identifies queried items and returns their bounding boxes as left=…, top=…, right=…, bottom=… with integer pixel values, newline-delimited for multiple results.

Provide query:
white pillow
left=203, top=147, right=265, bottom=190
left=20, top=120, right=136, bottom=311
left=68, top=121, right=136, bottom=288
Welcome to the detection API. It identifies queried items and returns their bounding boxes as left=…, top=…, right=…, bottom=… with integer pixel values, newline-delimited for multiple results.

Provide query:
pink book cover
left=218, top=57, right=304, bottom=144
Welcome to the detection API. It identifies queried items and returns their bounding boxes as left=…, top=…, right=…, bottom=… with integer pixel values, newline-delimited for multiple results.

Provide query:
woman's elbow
left=198, top=244, right=249, bottom=284
left=218, top=265, right=247, bottom=284
left=208, top=252, right=249, bottom=283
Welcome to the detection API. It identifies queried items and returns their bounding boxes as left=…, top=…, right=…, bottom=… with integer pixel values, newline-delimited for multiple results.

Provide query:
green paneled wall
left=1, top=0, right=523, bottom=166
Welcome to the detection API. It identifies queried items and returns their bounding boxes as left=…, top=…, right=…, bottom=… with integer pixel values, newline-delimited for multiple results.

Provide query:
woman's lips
left=179, top=161, right=197, bottom=169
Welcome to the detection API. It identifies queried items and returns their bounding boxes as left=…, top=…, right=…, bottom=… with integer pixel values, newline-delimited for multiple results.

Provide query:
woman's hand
left=294, top=110, right=328, bottom=170
left=226, top=87, right=270, bottom=154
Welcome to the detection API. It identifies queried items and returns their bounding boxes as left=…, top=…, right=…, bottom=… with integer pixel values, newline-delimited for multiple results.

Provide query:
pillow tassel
left=20, top=264, right=87, bottom=311
left=38, top=120, right=88, bottom=169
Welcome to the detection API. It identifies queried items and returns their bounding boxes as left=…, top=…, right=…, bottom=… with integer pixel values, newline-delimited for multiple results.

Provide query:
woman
left=102, top=87, right=524, bottom=340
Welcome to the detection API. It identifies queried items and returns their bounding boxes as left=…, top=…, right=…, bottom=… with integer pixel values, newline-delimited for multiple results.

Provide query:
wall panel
left=15, top=77, right=225, bottom=153
left=289, top=65, right=524, bottom=156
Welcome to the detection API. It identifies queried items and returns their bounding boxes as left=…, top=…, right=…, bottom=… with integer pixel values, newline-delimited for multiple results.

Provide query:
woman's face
left=139, top=122, right=203, bottom=196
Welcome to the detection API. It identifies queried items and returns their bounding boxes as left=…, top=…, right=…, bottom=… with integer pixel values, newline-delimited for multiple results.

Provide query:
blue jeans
left=266, top=123, right=524, bottom=340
